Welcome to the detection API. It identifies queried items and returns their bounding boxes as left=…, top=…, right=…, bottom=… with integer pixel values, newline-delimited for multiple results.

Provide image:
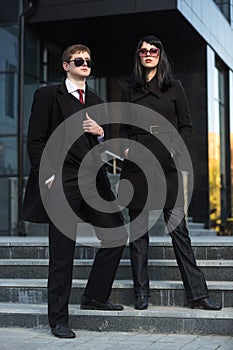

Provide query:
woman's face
left=138, top=41, right=160, bottom=69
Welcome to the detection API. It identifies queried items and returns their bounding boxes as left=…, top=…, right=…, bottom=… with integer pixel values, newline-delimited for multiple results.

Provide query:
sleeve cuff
left=45, top=174, right=55, bottom=185
left=97, top=132, right=104, bottom=142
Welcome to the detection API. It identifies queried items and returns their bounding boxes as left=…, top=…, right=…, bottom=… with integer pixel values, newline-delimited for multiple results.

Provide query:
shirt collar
left=65, top=78, right=86, bottom=94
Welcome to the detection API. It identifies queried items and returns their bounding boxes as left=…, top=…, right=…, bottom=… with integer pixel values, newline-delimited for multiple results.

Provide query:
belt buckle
left=150, top=125, right=159, bottom=134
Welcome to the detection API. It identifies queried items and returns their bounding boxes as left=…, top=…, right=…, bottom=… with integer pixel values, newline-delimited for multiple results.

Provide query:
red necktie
left=77, top=89, right=84, bottom=104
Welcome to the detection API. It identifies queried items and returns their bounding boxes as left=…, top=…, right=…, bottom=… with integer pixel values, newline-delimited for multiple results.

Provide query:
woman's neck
left=145, top=68, right=157, bottom=82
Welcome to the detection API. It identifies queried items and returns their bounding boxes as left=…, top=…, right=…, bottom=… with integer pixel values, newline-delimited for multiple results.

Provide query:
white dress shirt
left=65, top=78, right=86, bottom=102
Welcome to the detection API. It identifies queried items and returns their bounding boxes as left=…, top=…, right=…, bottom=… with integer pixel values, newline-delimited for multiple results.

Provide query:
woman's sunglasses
left=67, top=58, right=94, bottom=68
left=138, top=48, right=160, bottom=58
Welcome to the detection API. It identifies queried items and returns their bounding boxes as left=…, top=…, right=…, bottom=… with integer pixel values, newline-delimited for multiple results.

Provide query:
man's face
left=63, top=50, right=92, bottom=79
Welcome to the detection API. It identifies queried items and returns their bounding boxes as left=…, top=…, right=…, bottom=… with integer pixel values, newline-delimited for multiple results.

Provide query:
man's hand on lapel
left=82, top=113, right=104, bottom=136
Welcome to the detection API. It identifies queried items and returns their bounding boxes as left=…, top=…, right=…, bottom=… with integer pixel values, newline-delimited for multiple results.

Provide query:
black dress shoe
left=51, top=324, right=76, bottom=338
left=135, top=296, right=149, bottom=310
left=80, top=295, right=124, bottom=311
left=190, top=297, right=222, bottom=310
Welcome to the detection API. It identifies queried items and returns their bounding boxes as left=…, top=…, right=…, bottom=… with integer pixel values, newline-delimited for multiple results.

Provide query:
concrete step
left=0, top=259, right=232, bottom=281
left=131, top=211, right=217, bottom=236
left=1, top=236, right=232, bottom=260
left=0, top=302, right=232, bottom=335
left=147, top=213, right=216, bottom=236
left=187, top=229, right=217, bottom=236
left=0, top=279, right=232, bottom=307
left=149, top=219, right=217, bottom=237
left=188, top=222, right=205, bottom=229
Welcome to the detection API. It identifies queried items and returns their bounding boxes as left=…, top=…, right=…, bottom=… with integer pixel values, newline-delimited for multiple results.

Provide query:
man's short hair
left=62, top=44, right=91, bottom=63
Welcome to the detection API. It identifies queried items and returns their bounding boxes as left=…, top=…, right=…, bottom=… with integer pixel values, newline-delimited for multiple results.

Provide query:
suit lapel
left=130, top=87, right=149, bottom=102
left=56, top=79, right=85, bottom=120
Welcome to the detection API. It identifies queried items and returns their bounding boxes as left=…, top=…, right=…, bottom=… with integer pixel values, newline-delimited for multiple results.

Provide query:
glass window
left=229, top=71, right=233, bottom=218
left=0, top=26, right=18, bottom=133
left=213, top=0, right=231, bottom=23
left=0, top=25, right=18, bottom=235
left=209, top=56, right=230, bottom=229
left=5, top=61, right=17, bottom=118
left=0, top=177, right=10, bottom=235
left=209, top=66, right=221, bottom=224
left=0, top=136, right=17, bottom=175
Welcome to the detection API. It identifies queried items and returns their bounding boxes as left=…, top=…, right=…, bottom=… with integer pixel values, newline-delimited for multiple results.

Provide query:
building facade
left=0, top=0, right=233, bottom=235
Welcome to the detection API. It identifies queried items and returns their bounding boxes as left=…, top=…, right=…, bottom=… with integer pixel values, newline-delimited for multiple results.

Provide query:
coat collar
left=58, top=77, right=89, bottom=96
left=58, top=77, right=68, bottom=95
left=57, top=78, right=87, bottom=119
left=129, top=75, right=162, bottom=101
left=145, top=76, right=163, bottom=98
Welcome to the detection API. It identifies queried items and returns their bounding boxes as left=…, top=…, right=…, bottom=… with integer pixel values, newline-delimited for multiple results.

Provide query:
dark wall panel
left=0, top=1, right=18, bottom=25
left=29, top=0, right=178, bottom=23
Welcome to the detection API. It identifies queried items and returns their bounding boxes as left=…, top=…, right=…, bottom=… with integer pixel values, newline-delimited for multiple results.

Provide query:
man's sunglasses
left=67, top=58, right=94, bottom=68
left=138, top=48, right=160, bottom=58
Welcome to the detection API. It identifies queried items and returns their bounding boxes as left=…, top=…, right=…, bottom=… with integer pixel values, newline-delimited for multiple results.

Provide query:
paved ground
left=0, top=327, right=232, bottom=350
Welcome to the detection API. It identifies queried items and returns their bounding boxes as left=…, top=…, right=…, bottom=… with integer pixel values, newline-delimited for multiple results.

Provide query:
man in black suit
left=22, top=44, right=127, bottom=338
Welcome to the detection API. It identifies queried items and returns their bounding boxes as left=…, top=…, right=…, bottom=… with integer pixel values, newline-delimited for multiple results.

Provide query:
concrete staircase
left=0, top=236, right=232, bottom=335
left=148, top=213, right=217, bottom=237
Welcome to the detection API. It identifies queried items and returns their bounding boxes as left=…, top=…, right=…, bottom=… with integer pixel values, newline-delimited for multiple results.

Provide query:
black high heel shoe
left=190, top=297, right=222, bottom=310
left=135, top=296, right=149, bottom=310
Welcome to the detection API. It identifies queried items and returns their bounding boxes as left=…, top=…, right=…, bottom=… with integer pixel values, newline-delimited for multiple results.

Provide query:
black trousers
left=129, top=207, right=209, bottom=302
left=47, top=179, right=126, bottom=327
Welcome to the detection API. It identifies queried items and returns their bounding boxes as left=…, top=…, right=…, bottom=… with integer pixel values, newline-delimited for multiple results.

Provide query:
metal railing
left=101, top=150, right=123, bottom=175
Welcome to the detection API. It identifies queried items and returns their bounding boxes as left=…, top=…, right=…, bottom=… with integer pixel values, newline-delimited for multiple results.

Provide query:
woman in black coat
left=119, top=35, right=221, bottom=311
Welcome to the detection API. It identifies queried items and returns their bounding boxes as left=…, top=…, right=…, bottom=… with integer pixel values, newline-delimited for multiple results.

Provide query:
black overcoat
left=118, top=77, right=193, bottom=210
left=22, top=79, right=114, bottom=223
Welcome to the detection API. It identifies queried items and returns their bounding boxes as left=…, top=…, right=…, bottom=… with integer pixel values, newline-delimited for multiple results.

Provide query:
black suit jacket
left=22, top=79, right=113, bottom=223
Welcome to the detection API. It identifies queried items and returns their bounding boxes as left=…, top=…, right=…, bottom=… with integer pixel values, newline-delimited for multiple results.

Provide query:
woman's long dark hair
left=129, top=35, right=173, bottom=91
